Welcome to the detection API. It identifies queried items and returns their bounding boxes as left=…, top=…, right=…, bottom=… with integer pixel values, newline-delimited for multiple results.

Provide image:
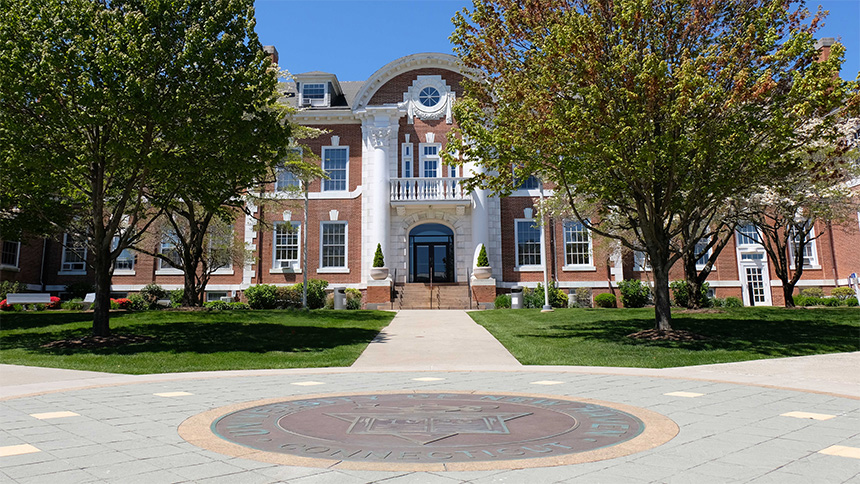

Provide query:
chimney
left=263, top=45, right=279, bottom=66
left=814, top=37, right=836, bottom=62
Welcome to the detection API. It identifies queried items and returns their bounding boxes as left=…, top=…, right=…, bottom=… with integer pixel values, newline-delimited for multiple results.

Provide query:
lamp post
left=539, top=180, right=553, bottom=312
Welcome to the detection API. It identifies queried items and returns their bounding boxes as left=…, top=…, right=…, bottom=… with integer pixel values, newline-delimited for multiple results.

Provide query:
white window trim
left=788, top=229, right=821, bottom=270
left=1, top=240, right=21, bottom=270
left=562, top=220, right=595, bottom=271
left=735, top=224, right=762, bottom=250
left=317, top=220, right=349, bottom=274
left=633, top=250, right=651, bottom=272
left=300, top=82, right=329, bottom=107
left=514, top=218, right=543, bottom=272
left=419, top=143, right=441, bottom=178
left=401, top=142, right=413, bottom=178
left=207, top=231, right=234, bottom=275
left=60, top=233, right=87, bottom=274
left=155, top=231, right=183, bottom=275
left=110, top=236, right=136, bottom=275
left=322, top=145, right=349, bottom=193
left=271, top=221, right=301, bottom=274
left=694, top=238, right=711, bottom=271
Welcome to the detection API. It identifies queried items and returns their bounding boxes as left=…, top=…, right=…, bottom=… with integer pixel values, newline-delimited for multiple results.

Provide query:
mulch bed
left=41, top=334, right=154, bottom=349
left=627, top=329, right=708, bottom=341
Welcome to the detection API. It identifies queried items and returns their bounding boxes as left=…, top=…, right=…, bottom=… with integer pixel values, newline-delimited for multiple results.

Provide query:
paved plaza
left=1, top=310, right=859, bottom=483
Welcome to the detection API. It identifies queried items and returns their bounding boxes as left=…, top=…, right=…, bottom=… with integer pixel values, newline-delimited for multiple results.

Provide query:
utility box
left=511, top=286, right=523, bottom=309
left=334, top=287, right=346, bottom=310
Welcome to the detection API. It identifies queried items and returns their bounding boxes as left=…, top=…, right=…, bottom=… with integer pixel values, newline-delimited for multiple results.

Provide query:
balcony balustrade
left=390, top=177, right=469, bottom=202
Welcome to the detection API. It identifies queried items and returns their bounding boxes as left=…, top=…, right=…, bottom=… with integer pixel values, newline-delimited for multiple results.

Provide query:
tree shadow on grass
left=2, top=322, right=381, bottom=356
left=0, top=312, right=94, bottom=331
left=533, top=315, right=860, bottom=357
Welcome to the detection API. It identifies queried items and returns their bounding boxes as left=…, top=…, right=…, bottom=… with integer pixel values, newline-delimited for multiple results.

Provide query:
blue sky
left=254, top=0, right=860, bottom=81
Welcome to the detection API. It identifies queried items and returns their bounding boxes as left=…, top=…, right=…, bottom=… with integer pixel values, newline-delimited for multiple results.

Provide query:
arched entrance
left=409, top=223, right=454, bottom=283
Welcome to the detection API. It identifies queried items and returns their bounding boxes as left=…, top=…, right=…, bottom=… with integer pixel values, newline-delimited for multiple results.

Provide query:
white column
left=467, top=160, right=489, bottom=268
left=365, top=124, right=393, bottom=270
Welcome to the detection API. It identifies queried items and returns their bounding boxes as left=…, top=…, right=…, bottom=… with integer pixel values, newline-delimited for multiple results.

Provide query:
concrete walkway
left=351, top=310, right=522, bottom=370
left=1, top=310, right=859, bottom=483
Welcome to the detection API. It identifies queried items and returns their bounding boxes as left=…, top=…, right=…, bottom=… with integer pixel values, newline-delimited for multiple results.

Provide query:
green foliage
left=65, top=282, right=95, bottom=300
left=670, top=281, right=711, bottom=309
left=494, top=294, right=512, bottom=309
left=127, top=294, right=149, bottom=312
left=373, top=244, right=385, bottom=268
left=245, top=280, right=330, bottom=310
left=830, top=287, right=854, bottom=301
left=723, top=297, right=743, bottom=308
left=0, top=281, right=26, bottom=300
left=800, top=287, right=825, bottom=298
left=245, top=285, right=279, bottom=309
left=170, top=289, right=185, bottom=307
left=846, top=297, right=858, bottom=307
left=618, top=280, right=651, bottom=308
left=532, top=282, right=567, bottom=309
left=571, top=287, right=592, bottom=308
left=61, top=299, right=85, bottom=311
left=476, top=244, right=489, bottom=267
left=594, top=293, right=617, bottom=308
left=204, top=300, right=249, bottom=311
left=139, top=284, right=168, bottom=308
left=346, top=288, right=363, bottom=310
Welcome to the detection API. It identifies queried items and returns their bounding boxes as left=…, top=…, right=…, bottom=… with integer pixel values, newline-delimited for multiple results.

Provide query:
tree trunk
left=92, top=245, right=112, bottom=336
left=782, top=284, right=796, bottom=308
left=652, top=263, right=673, bottom=331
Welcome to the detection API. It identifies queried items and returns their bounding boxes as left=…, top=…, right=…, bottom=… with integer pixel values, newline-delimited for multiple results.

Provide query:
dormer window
left=301, top=83, right=328, bottom=107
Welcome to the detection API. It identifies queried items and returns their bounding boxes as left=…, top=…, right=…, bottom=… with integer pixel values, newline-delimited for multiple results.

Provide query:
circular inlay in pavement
left=179, top=391, right=678, bottom=471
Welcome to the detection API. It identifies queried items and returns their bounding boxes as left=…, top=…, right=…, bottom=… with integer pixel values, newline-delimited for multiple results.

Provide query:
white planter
left=473, top=267, right=492, bottom=279
left=370, top=267, right=389, bottom=280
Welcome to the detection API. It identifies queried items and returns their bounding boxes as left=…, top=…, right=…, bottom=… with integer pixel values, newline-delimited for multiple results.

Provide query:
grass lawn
left=469, top=307, right=860, bottom=368
left=0, top=310, right=395, bottom=374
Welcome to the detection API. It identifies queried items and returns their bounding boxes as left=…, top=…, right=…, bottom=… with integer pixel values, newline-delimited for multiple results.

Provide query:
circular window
left=418, top=87, right=441, bottom=107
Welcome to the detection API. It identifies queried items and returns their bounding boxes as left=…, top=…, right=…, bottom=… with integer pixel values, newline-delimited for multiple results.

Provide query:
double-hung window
left=322, top=147, right=348, bottom=192
left=789, top=223, right=818, bottom=269
left=61, top=233, right=87, bottom=272
left=159, top=230, right=182, bottom=271
left=320, top=221, right=347, bottom=270
left=208, top=231, right=233, bottom=272
left=694, top=238, right=710, bottom=269
left=515, top=219, right=542, bottom=269
left=736, top=224, right=761, bottom=247
left=273, top=222, right=300, bottom=270
left=563, top=220, right=592, bottom=268
left=634, top=251, right=651, bottom=271
left=402, top=143, right=413, bottom=178
left=276, top=148, right=303, bottom=192
left=420, top=144, right=440, bottom=178
left=111, top=236, right=135, bottom=272
left=301, top=83, right=327, bottom=106
left=1, top=240, right=20, bottom=268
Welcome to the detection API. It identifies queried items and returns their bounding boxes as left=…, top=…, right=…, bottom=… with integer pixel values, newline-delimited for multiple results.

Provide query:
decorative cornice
left=352, top=53, right=467, bottom=110
left=363, top=126, right=394, bottom=148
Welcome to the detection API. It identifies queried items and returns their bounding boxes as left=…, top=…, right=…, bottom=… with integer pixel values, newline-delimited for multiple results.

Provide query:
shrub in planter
left=46, top=296, right=61, bottom=309
left=533, top=282, right=567, bottom=308
left=230, top=302, right=250, bottom=310
left=114, top=298, right=131, bottom=310
left=109, top=299, right=120, bottom=310
left=831, top=287, right=854, bottom=301
left=276, top=285, right=302, bottom=309
left=594, top=293, right=617, bottom=308
left=822, top=297, right=841, bottom=307
left=300, top=279, right=329, bottom=309
left=11, top=304, right=24, bottom=312
left=618, top=279, right=650, bottom=308
left=169, top=289, right=184, bottom=306
left=723, top=297, right=743, bottom=308
left=476, top=244, right=489, bottom=267
left=494, top=294, right=511, bottom=309
left=245, top=284, right=279, bottom=309
left=373, top=243, right=385, bottom=267
left=800, top=287, right=825, bottom=298
left=572, top=287, right=592, bottom=308
left=846, top=296, right=858, bottom=307
left=32, top=303, right=47, bottom=311
left=670, top=281, right=710, bottom=308
left=204, top=300, right=230, bottom=310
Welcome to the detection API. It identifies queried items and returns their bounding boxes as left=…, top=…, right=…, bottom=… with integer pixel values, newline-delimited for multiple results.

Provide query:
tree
left=450, top=0, right=858, bottom=331
left=0, top=0, right=291, bottom=335
left=744, top=140, right=859, bottom=307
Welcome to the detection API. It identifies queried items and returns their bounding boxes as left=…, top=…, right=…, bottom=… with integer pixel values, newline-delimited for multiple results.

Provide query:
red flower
left=0, top=299, right=10, bottom=311
left=47, top=296, right=61, bottom=309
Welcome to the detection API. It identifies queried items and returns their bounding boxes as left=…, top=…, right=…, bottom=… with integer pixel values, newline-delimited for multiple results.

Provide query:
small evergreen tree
left=373, top=243, right=385, bottom=267
left=477, top=244, right=489, bottom=267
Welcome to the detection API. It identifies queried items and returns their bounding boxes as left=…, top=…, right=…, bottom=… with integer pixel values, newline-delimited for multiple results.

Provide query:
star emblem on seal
left=326, top=404, right=532, bottom=445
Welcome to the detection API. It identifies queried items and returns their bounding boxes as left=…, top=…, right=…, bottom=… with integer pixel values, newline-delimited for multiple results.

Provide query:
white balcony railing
left=390, top=177, right=469, bottom=202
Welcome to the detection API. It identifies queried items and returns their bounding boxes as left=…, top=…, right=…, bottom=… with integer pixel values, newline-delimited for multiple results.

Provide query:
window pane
left=736, top=224, right=759, bottom=245
left=276, top=166, right=300, bottom=191
left=423, top=159, right=437, bottom=178
left=160, top=232, right=181, bottom=269
left=322, top=223, right=346, bottom=268
left=1, top=241, right=19, bottom=267
left=274, top=222, right=300, bottom=267
left=62, top=234, right=87, bottom=271
left=516, top=221, right=541, bottom=266
left=564, top=221, right=590, bottom=265
left=323, top=148, right=347, bottom=191
left=695, top=238, right=709, bottom=267
left=303, top=83, right=325, bottom=99
left=111, top=236, right=134, bottom=271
